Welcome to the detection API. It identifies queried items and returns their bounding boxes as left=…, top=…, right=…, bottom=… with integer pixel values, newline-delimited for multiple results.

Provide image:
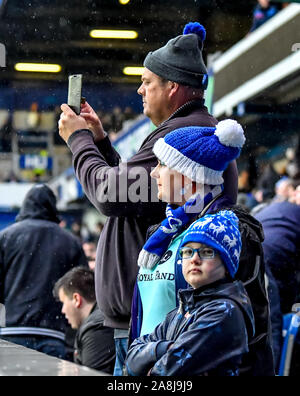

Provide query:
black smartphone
left=68, top=74, right=82, bottom=115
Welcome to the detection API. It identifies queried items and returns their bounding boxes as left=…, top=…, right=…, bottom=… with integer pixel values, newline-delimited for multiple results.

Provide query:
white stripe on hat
left=153, top=138, right=224, bottom=185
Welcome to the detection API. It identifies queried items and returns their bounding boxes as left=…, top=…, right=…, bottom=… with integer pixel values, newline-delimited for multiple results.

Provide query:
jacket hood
left=232, top=205, right=264, bottom=242
left=16, top=184, right=60, bottom=223
left=210, top=204, right=265, bottom=243
left=179, top=279, right=255, bottom=339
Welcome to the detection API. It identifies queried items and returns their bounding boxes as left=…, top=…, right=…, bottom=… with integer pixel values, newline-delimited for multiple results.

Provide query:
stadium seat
left=278, top=304, right=300, bottom=376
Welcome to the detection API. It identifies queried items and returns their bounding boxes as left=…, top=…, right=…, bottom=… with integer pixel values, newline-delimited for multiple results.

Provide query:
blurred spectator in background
left=97, top=106, right=137, bottom=140
left=71, top=221, right=82, bottom=241
left=95, top=221, right=104, bottom=236
left=0, top=111, right=12, bottom=153
left=53, top=267, right=115, bottom=374
left=0, top=184, right=87, bottom=359
left=236, top=192, right=258, bottom=212
left=290, top=183, right=300, bottom=205
left=252, top=178, right=300, bottom=371
left=250, top=0, right=279, bottom=32
left=27, top=102, right=41, bottom=130
left=286, top=137, right=300, bottom=179
left=99, top=111, right=112, bottom=134
left=256, top=162, right=281, bottom=201
left=255, top=180, right=300, bottom=316
left=123, top=106, right=136, bottom=122
left=54, top=105, right=67, bottom=145
left=82, top=237, right=97, bottom=271
left=59, top=219, right=68, bottom=229
left=250, top=162, right=281, bottom=215
left=237, top=155, right=259, bottom=212
left=4, top=171, right=22, bottom=183
left=272, top=177, right=295, bottom=203
left=238, top=155, right=258, bottom=194
left=111, top=106, right=124, bottom=134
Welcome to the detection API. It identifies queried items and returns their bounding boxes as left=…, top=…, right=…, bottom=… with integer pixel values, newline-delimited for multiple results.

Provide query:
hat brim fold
left=153, top=138, right=224, bottom=185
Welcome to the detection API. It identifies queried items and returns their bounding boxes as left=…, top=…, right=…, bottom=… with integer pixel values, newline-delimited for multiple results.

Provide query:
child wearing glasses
left=130, top=120, right=274, bottom=376
left=131, top=120, right=246, bottom=339
left=126, top=210, right=254, bottom=376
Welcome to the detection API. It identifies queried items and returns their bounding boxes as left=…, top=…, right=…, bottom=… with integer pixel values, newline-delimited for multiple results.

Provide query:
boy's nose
left=150, top=165, right=160, bottom=179
left=191, top=251, right=201, bottom=263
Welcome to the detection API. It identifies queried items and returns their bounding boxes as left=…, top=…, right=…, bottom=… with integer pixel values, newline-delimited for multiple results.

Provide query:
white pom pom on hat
left=153, top=119, right=246, bottom=185
left=214, top=119, right=246, bottom=148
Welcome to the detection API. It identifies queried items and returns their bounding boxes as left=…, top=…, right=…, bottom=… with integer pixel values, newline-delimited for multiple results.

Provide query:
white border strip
left=213, top=50, right=300, bottom=118
left=0, top=326, right=66, bottom=341
left=213, top=4, right=300, bottom=74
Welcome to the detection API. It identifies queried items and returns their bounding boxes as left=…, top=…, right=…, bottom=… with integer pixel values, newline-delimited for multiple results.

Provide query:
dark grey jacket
left=0, top=185, right=87, bottom=334
left=74, top=304, right=115, bottom=374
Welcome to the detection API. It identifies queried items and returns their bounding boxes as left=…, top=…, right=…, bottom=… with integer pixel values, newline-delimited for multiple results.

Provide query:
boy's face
left=58, top=288, right=81, bottom=330
left=150, top=160, right=193, bottom=206
left=181, top=242, right=226, bottom=289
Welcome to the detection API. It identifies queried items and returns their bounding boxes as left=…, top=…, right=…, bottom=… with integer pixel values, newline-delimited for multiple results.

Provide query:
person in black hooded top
left=0, top=184, right=87, bottom=359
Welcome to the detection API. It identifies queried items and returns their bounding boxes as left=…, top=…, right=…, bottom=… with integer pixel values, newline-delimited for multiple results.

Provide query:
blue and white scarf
left=138, top=184, right=224, bottom=269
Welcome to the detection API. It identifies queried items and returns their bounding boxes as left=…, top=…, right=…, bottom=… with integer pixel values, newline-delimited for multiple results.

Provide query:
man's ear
left=73, top=293, right=82, bottom=309
left=168, top=81, right=180, bottom=98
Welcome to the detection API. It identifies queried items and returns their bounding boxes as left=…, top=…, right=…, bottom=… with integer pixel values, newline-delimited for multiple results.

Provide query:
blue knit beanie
left=153, top=119, right=245, bottom=185
left=180, top=210, right=242, bottom=278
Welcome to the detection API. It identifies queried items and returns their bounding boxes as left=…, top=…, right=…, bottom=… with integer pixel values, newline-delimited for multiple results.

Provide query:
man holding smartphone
left=59, top=22, right=239, bottom=375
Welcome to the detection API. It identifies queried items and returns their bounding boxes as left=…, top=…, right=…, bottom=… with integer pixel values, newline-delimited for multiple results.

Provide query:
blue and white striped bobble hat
left=180, top=210, right=242, bottom=278
left=153, top=119, right=245, bottom=185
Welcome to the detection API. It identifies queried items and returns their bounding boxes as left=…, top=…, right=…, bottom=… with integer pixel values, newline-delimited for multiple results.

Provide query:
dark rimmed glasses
left=179, top=246, right=216, bottom=260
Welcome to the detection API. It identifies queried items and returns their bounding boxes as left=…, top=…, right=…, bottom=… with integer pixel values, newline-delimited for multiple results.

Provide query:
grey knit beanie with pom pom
left=144, top=22, right=208, bottom=89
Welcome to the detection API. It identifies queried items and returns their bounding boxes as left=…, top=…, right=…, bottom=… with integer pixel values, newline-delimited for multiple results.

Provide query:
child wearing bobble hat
left=126, top=210, right=255, bottom=376
left=130, top=117, right=275, bottom=376
left=133, top=119, right=246, bottom=337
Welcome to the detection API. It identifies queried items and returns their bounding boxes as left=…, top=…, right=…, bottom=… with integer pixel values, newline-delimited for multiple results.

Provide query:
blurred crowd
left=0, top=103, right=138, bottom=184
left=61, top=219, right=104, bottom=272
left=237, top=137, right=300, bottom=214
left=96, top=105, right=137, bottom=142
left=0, top=103, right=137, bottom=154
